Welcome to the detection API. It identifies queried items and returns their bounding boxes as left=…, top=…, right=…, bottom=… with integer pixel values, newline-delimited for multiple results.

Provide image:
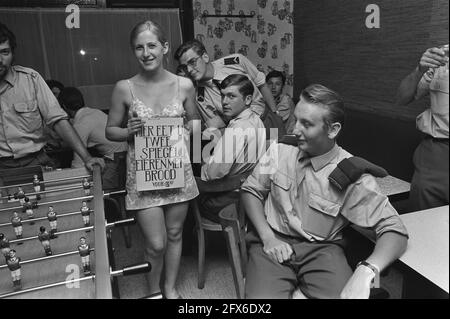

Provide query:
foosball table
left=0, top=165, right=150, bottom=299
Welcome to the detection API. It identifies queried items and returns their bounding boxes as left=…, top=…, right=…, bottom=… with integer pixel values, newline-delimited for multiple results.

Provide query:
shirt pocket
left=270, top=172, right=293, bottom=212
left=13, top=100, right=42, bottom=132
left=302, top=192, right=341, bottom=239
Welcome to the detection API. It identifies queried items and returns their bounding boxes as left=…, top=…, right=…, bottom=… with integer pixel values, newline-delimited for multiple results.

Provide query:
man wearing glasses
left=174, top=40, right=278, bottom=132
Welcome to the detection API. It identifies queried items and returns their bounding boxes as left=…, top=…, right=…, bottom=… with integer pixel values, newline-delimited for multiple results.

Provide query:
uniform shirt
left=71, top=107, right=127, bottom=168
left=241, top=142, right=409, bottom=241
left=38, top=231, right=50, bottom=242
left=415, top=65, right=449, bottom=138
left=197, top=54, right=267, bottom=129
left=6, top=256, right=21, bottom=271
left=47, top=211, right=57, bottom=221
left=22, top=202, right=33, bottom=212
left=81, top=206, right=90, bottom=216
left=78, top=244, right=90, bottom=257
left=201, top=108, right=266, bottom=181
left=0, top=66, right=68, bottom=158
left=11, top=216, right=22, bottom=227
left=0, top=238, right=10, bottom=249
left=275, top=94, right=295, bottom=133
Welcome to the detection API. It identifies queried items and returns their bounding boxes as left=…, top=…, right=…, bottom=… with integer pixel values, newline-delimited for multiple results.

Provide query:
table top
left=399, top=205, right=449, bottom=293
left=376, top=175, right=410, bottom=197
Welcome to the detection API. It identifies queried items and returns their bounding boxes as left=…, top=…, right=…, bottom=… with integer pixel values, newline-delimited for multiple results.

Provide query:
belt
left=0, top=149, right=43, bottom=162
left=425, top=135, right=449, bottom=144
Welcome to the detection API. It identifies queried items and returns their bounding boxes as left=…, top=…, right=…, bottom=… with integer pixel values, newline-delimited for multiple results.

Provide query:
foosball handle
left=122, top=262, right=151, bottom=276
left=112, top=218, right=136, bottom=228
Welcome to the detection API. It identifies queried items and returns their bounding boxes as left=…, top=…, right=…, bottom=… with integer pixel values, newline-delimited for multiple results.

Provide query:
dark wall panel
left=294, top=0, right=449, bottom=120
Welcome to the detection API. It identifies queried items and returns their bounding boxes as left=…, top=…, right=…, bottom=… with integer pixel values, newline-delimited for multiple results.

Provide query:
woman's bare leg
left=162, top=201, right=189, bottom=299
left=135, top=206, right=166, bottom=295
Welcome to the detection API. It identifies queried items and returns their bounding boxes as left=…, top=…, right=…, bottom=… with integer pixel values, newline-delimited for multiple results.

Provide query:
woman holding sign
left=106, top=20, right=200, bottom=299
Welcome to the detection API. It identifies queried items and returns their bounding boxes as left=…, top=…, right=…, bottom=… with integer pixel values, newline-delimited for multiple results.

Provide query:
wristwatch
left=356, top=260, right=380, bottom=288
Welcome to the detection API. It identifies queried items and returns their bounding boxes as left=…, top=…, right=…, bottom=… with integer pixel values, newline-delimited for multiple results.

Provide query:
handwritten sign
left=135, top=117, right=185, bottom=191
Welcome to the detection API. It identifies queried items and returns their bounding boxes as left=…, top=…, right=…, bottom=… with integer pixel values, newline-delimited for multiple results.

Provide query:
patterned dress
left=125, top=78, right=199, bottom=210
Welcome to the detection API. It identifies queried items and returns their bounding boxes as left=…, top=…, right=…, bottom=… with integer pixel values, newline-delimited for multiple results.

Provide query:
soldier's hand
left=418, top=47, right=448, bottom=73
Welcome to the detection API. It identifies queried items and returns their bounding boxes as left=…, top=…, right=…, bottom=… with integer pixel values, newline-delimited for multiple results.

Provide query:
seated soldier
left=174, top=40, right=285, bottom=140
left=58, top=87, right=128, bottom=190
left=241, top=84, right=408, bottom=299
left=266, top=70, right=296, bottom=133
left=199, top=74, right=266, bottom=222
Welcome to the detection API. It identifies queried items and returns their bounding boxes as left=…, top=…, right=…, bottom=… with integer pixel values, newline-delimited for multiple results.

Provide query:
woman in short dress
left=106, top=20, right=200, bottom=299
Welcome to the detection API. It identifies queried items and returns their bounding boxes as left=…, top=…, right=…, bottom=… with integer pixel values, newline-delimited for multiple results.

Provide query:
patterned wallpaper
left=192, top=0, right=294, bottom=96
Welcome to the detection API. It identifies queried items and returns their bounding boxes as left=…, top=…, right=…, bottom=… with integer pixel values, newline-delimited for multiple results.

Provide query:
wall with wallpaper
left=192, top=0, right=294, bottom=96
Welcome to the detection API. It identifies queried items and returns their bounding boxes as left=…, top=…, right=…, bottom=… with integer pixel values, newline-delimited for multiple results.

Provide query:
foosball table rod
left=0, top=210, right=93, bottom=228
left=0, top=274, right=95, bottom=298
left=0, top=190, right=125, bottom=213
left=0, top=195, right=94, bottom=213
left=9, top=226, right=94, bottom=245
left=106, top=218, right=136, bottom=230
left=0, top=175, right=91, bottom=191
left=0, top=249, right=95, bottom=270
left=0, top=184, right=90, bottom=201
left=0, top=262, right=151, bottom=299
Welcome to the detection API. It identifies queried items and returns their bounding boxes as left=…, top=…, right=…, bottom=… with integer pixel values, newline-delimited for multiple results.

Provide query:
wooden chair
left=218, top=201, right=247, bottom=299
left=191, top=173, right=250, bottom=299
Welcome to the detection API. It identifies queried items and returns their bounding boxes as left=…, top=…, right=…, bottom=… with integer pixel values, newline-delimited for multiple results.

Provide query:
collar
left=298, top=143, right=340, bottom=172
left=228, top=108, right=254, bottom=125
left=2, top=66, right=16, bottom=87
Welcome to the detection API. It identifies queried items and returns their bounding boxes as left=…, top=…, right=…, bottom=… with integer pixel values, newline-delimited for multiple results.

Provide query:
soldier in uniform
left=77, top=236, right=91, bottom=275
left=47, top=206, right=58, bottom=238
left=22, top=196, right=35, bottom=225
left=0, top=22, right=104, bottom=171
left=6, top=249, right=22, bottom=290
left=38, top=226, right=52, bottom=256
left=80, top=201, right=90, bottom=228
left=10, top=211, right=23, bottom=239
left=174, top=39, right=285, bottom=140
left=0, top=233, right=11, bottom=259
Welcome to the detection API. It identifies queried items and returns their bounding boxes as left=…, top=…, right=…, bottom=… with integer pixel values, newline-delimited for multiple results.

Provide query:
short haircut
left=46, top=79, right=64, bottom=91
left=300, top=84, right=345, bottom=129
left=266, top=70, right=286, bottom=85
left=59, top=87, right=85, bottom=111
left=0, top=22, right=16, bottom=53
left=220, top=74, right=254, bottom=98
left=174, top=39, right=206, bottom=62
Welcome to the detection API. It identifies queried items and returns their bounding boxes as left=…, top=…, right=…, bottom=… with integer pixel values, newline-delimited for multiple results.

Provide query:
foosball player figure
left=23, top=197, right=35, bottom=225
left=38, top=226, right=52, bottom=256
left=78, top=237, right=91, bottom=275
left=47, top=206, right=58, bottom=238
left=11, top=212, right=23, bottom=240
left=80, top=201, right=91, bottom=229
left=17, top=187, right=25, bottom=205
left=33, top=175, right=42, bottom=200
left=6, top=249, right=22, bottom=290
left=82, top=178, right=91, bottom=197
left=33, top=174, right=41, bottom=192
left=0, top=233, right=11, bottom=260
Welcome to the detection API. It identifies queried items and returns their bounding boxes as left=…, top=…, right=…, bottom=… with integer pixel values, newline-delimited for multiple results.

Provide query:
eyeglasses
left=179, top=55, right=201, bottom=70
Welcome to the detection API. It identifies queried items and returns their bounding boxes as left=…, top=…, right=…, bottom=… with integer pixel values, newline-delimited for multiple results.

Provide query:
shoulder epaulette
left=329, top=156, right=388, bottom=191
left=13, top=65, right=37, bottom=78
left=224, top=56, right=240, bottom=65
left=278, top=134, right=297, bottom=146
